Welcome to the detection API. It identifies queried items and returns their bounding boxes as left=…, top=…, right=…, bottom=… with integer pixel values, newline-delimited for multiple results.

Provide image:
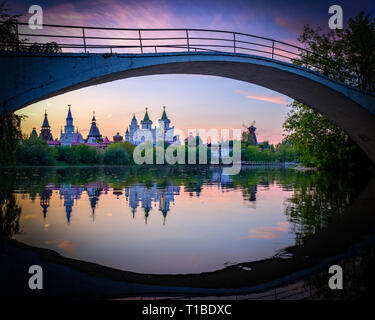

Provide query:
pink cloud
left=239, top=222, right=289, bottom=240
left=236, top=90, right=290, bottom=105
left=38, top=1, right=179, bottom=28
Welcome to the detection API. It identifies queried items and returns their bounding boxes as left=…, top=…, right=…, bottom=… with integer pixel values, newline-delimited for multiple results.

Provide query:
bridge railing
left=3, top=22, right=359, bottom=86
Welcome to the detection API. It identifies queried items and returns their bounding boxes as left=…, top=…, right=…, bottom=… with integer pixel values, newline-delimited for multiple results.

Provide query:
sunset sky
left=10, top=0, right=375, bottom=144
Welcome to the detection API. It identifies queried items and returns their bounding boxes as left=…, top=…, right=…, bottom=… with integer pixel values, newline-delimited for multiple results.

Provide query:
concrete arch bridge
left=1, top=24, right=374, bottom=163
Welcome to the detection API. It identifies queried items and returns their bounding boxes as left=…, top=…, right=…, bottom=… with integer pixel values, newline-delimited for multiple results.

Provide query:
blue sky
left=11, top=0, right=375, bottom=144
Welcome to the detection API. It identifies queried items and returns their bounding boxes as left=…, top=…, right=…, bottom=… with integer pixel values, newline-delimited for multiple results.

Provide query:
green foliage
left=65, top=147, right=80, bottom=165
left=72, top=144, right=100, bottom=164
left=295, top=12, right=375, bottom=91
left=284, top=101, right=370, bottom=170
left=107, top=142, right=135, bottom=163
left=0, top=2, right=21, bottom=52
left=104, top=146, right=130, bottom=165
left=16, top=136, right=56, bottom=166
left=245, top=145, right=261, bottom=161
left=284, top=12, right=375, bottom=170
left=241, top=142, right=297, bottom=162
left=0, top=113, right=24, bottom=165
left=55, top=145, right=104, bottom=165
left=274, top=141, right=298, bottom=162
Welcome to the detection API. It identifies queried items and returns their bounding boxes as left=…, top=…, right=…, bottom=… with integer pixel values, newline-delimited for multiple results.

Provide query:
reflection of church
left=40, top=189, right=52, bottom=219
left=38, top=182, right=180, bottom=225
left=86, top=182, right=107, bottom=221
left=59, top=184, right=84, bottom=224
left=125, top=184, right=180, bottom=224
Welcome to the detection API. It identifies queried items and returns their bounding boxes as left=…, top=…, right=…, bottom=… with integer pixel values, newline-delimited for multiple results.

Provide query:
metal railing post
left=233, top=32, right=236, bottom=53
left=271, top=40, right=274, bottom=59
left=138, top=29, right=143, bottom=54
left=82, top=27, right=86, bottom=53
left=186, top=29, right=190, bottom=52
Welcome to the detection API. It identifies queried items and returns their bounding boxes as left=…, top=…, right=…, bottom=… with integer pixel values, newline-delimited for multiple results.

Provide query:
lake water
left=0, top=166, right=366, bottom=274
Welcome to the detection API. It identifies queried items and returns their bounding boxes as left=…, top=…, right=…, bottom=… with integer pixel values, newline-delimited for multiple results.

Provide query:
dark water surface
left=0, top=166, right=368, bottom=274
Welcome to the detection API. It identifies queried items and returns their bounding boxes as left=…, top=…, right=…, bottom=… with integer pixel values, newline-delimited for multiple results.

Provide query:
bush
left=65, top=147, right=80, bottom=165
left=107, top=142, right=135, bottom=163
left=245, top=145, right=261, bottom=161
left=55, top=146, right=70, bottom=161
left=16, top=137, right=56, bottom=165
left=54, top=145, right=103, bottom=165
left=104, top=147, right=130, bottom=165
left=73, top=144, right=98, bottom=164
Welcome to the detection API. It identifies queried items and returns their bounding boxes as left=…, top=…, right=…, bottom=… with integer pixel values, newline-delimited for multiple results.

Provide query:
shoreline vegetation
left=10, top=135, right=300, bottom=168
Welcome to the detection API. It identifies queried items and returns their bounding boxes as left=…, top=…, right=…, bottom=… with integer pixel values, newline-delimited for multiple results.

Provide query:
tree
left=284, top=12, right=375, bottom=170
left=0, top=2, right=21, bottom=52
left=108, top=141, right=135, bottom=163
left=104, top=145, right=130, bottom=165
left=0, top=113, right=24, bottom=165
left=275, top=140, right=297, bottom=162
left=64, top=147, right=80, bottom=165
left=73, top=144, right=97, bottom=164
left=16, top=136, right=56, bottom=165
left=284, top=101, right=367, bottom=169
left=0, top=3, right=61, bottom=166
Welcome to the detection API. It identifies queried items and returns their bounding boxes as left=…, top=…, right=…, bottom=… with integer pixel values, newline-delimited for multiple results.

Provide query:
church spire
left=143, top=107, right=150, bottom=122
left=66, top=104, right=73, bottom=121
left=42, top=109, right=50, bottom=128
left=160, top=106, right=169, bottom=121
left=64, top=104, right=74, bottom=135
left=40, top=109, right=53, bottom=141
left=87, top=111, right=102, bottom=142
left=141, top=107, right=152, bottom=129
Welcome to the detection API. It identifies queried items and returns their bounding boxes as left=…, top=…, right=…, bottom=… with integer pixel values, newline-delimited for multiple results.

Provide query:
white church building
left=125, top=107, right=178, bottom=146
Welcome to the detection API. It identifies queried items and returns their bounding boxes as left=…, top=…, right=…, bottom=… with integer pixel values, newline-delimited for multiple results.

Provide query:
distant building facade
left=113, top=132, right=123, bottom=143
left=125, top=107, right=177, bottom=146
left=87, top=112, right=103, bottom=143
left=39, top=111, right=53, bottom=141
left=59, top=105, right=85, bottom=146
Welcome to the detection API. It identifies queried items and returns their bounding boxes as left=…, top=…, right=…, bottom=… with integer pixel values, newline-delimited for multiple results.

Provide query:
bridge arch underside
left=2, top=54, right=375, bottom=164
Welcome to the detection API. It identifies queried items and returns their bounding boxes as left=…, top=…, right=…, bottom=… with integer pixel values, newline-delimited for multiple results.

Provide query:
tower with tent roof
left=40, top=110, right=53, bottom=141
